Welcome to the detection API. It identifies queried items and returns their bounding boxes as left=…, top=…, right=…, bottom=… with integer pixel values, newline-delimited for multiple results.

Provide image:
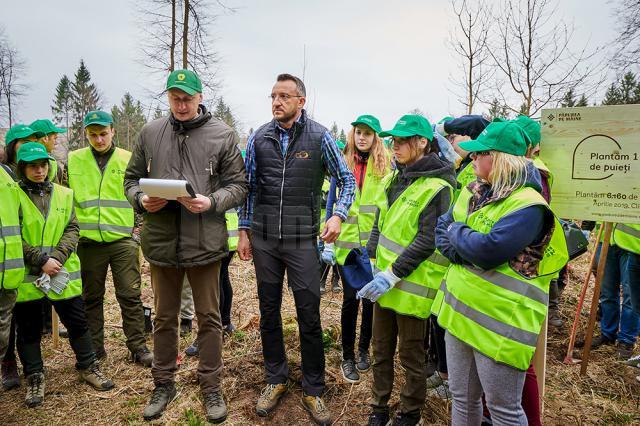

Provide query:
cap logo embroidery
left=177, top=73, right=186, bottom=81
left=398, top=120, right=406, bottom=125
left=91, top=113, right=98, bottom=119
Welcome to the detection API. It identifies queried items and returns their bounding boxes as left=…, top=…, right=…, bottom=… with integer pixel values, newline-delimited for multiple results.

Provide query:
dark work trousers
left=219, top=251, right=235, bottom=326
left=150, top=262, right=223, bottom=392
left=339, top=268, right=373, bottom=361
left=252, top=236, right=325, bottom=397
left=0, top=290, right=17, bottom=360
left=3, top=315, right=16, bottom=362
left=371, top=303, right=427, bottom=415
left=14, top=297, right=96, bottom=376
left=78, top=238, right=146, bottom=354
left=431, top=315, right=448, bottom=374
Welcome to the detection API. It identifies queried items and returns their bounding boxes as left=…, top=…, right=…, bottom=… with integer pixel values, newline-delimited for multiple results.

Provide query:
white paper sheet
left=139, top=178, right=195, bottom=200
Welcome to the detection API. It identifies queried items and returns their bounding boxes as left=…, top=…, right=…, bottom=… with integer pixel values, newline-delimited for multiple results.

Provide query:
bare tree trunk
left=170, top=0, right=176, bottom=71
left=182, top=0, right=189, bottom=69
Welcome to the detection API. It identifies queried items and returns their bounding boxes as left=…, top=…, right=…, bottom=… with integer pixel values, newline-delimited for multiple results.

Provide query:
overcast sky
left=2, top=0, right=618, bottom=135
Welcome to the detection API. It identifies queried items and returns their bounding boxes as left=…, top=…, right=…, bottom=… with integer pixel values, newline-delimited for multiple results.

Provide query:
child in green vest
left=358, top=115, right=456, bottom=426
left=321, top=115, right=389, bottom=384
left=13, top=143, right=115, bottom=408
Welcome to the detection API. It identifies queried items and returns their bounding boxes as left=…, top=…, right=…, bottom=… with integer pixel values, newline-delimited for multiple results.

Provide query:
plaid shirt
left=239, top=117, right=355, bottom=230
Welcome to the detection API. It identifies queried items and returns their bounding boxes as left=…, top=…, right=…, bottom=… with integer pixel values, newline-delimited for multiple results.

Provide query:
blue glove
left=321, top=243, right=336, bottom=266
left=357, top=269, right=401, bottom=302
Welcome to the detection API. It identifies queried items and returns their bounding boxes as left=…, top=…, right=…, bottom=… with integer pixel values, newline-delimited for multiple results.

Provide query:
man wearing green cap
left=125, top=69, right=247, bottom=423
left=29, top=119, right=66, bottom=154
left=65, top=110, right=152, bottom=368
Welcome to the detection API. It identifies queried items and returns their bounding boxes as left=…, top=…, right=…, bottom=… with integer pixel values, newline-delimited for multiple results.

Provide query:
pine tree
left=111, top=93, right=147, bottom=151
left=212, top=97, right=238, bottom=131
left=486, top=98, right=510, bottom=120
left=602, top=71, right=640, bottom=105
left=576, top=94, right=588, bottom=107
left=338, top=129, right=346, bottom=142
left=70, top=60, right=102, bottom=149
left=153, top=105, right=164, bottom=120
left=51, top=75, right=72, bottom=131
left=560, top=88, right=577, bottom=107
left=330, top=122, right=339, bottom=141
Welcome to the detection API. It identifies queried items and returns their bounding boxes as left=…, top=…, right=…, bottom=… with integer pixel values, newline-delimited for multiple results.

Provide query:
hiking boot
left=426, top=372, right=444, bottom=389
left=185, top=340, right=199, bottom=357
left=25, top=372, right=45, bottom=408
left=256, top=383, right=287, bottom=416
left=429, top=380, right=452, bottom=400
left=203, top=390, right=227, bottom=424
left=341, top=359, right=360, bottom=383
left=180, top=318, right=192, bottom=336
left=320, top=280, right=326, bottom=295
left=79, top=361, right=114, bottom=391
left=132, top=346, right=153, bottom=368
left=624, top=353, right=640, bottom=368
left=618, top=342, right=635, bottom=360
left=2, top=359, right=20, bottom=390
left=302, top=393, right=332, bottom=426
left=591, top=334, right=615, bottom=349
left=548, top=310, right=564, bottom=328
left=356, top=352, right=371, bottom=372
left=391, top=412, right=423, bottom=426
left=368, top=410, right=390, bottom=426
left=143, top=383, right=177, bottom=421
left=59, top=325, right=69, bottom=338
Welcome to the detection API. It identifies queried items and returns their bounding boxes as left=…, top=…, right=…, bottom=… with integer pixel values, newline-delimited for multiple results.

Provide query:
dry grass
left=3, top=248, right=640, bottom=425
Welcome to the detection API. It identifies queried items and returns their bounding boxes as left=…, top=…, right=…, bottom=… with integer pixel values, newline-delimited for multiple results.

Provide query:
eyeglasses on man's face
left=269, top=93, right=303, bottom=102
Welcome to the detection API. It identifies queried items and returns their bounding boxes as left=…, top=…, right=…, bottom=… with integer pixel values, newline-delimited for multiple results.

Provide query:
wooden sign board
left=540, top=105, right=640, bottom=224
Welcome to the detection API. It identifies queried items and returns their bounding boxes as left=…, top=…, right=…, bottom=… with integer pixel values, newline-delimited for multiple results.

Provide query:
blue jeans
left=625, top=250, right=640, bottom=316
left=598, top=244, right=640, bottom=345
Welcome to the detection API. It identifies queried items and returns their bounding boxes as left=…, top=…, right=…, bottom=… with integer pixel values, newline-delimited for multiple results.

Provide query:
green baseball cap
left=4, top=124, right=45, bottom=145
left=336, top=139, right=346, bottom=150
left=458, top=121, right=529, bottom=156
left=166, top=69, right=202, bottom=95
left=379, top=114, right=434, bottom=140
left=511, top=115, right=541, bottom=147
left=83, top=111, right=113, bottom=128
left=351, top=114, right=382, bottom=133
left=17, top=142, right=54, bottom=163
left=30, top=119, right=66, bottom=135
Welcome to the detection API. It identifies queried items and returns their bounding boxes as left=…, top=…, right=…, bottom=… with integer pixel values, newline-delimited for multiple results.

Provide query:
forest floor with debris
left=4, top=246, right=640, bottom=425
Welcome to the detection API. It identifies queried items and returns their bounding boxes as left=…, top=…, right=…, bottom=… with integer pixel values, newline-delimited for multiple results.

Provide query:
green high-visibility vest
left=455, top=162, right=476, bottom=200
left=335, top=157, right=389, bottom=265
left=612, top=223, right=640, bottom=255
left=436, top=186, right=568, bottom=370
left=17, top=184, right=82, bottom=303
left=532, top=157, right=554, bottom=189
left=226, top=210, right=239, bottom=251
left=319, top=178, right=331, bottom=234
left=374, top=173, right=453, bottom=319
left=0, top=167, right=24, bottom=289
left=67, top=147, right=134, bottom=242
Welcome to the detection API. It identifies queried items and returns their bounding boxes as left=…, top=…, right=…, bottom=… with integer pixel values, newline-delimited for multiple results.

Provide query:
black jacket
left=367, top=153, right=456, bottom=278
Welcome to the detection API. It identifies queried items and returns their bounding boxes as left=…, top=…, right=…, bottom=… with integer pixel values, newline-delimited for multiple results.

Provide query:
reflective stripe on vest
left=612, top=223, right=640, bottom=255
left=375, top=174, right=453, bottom=319
left=0, top=167, right=24, bottom=289
left=68, top=147, right=134, bottom=243
left=436, top=186, right=568, bottom=370
left=334, top=156, right=389, bottom=265
left=17, top=184, right=83, bottom=303
left=226, top=210, right=239, bottom=251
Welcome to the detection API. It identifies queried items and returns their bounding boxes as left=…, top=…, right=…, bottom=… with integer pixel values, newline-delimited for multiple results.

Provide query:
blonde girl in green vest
left=358, top=115, right=456, bottom=426
left=434, top=121, right=568, bottom=425
left=13, top=143, right=115, bottom=408
left=320, top=115, right=389, bottom=384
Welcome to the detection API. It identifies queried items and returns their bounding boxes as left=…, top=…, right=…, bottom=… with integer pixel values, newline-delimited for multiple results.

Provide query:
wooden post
left=564, top=225, right=603, bottom=364
left=51, top=307, right=59, bottom=349
left=532, top=316, right=548, bottom=413
left=580, top=222, right=614, bottom=375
